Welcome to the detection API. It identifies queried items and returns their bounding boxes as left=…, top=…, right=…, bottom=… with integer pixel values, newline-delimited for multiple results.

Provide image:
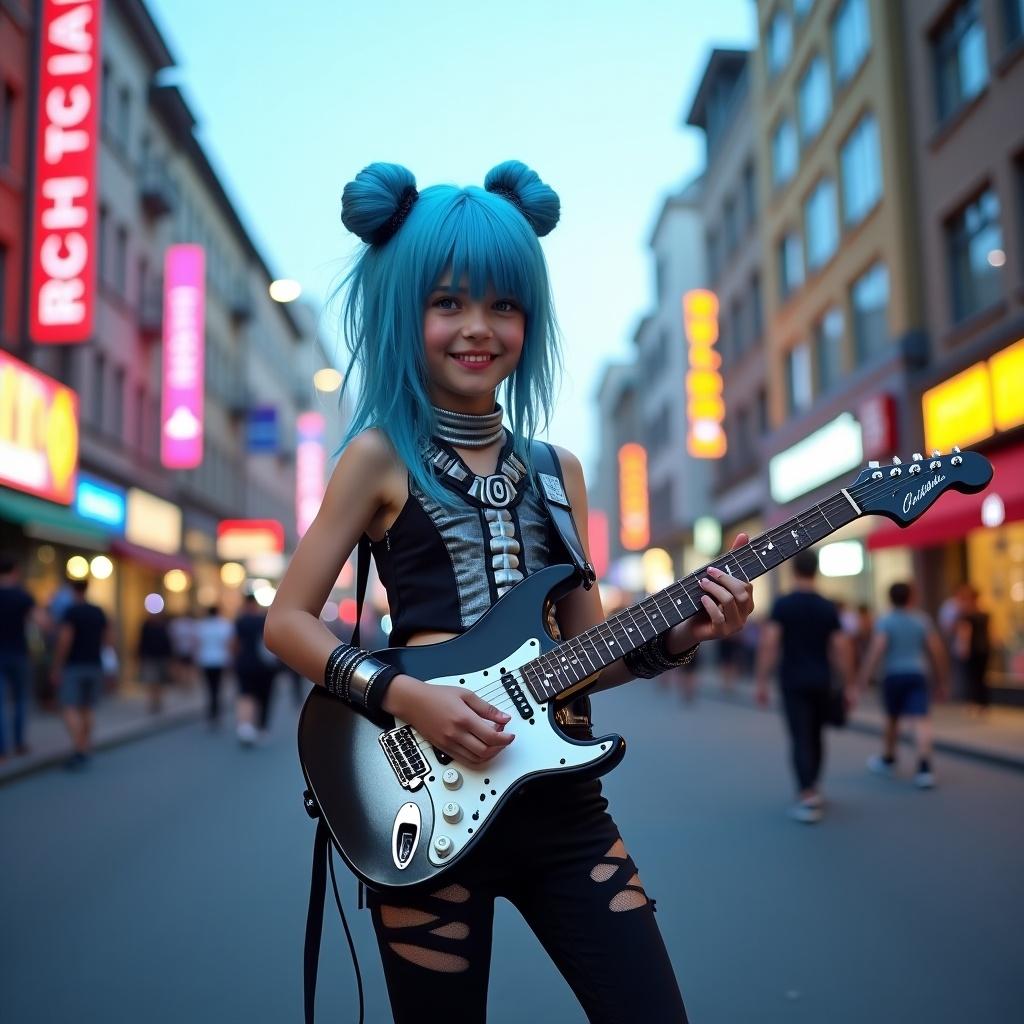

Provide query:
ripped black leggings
left=366, top=776, right=689, bottom=1024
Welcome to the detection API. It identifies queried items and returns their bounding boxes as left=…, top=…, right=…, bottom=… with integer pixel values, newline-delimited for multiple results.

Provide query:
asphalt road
left=2, top=680, right=1022, bottom=1023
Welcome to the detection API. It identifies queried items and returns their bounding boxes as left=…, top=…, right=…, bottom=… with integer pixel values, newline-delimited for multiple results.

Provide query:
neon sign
left=29, top=0, right=103, bottom=343
left=683, top=289, right=726, bottom=459
left=296, top=412, right=326, bottom=538
left=618, top=443, right=650, bottom=550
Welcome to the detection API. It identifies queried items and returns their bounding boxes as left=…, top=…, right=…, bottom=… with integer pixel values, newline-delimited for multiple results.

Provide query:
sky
left=145, top=0, right=757, bottom=475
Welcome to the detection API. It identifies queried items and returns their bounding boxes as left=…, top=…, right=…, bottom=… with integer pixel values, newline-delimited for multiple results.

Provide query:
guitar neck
left=520, top=485, right=863, bottom=703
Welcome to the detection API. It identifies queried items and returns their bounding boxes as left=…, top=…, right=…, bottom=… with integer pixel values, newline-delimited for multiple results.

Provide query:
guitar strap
left=529, top=440, right=596, bottom=590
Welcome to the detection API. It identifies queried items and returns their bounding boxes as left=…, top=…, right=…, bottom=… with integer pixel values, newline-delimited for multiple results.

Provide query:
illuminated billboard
left=29, top=0, right=104, bottom=343
left=683, top=289, right=726, bottom=459
left=161, top=245, right=206, bottom=469
left=618, top=443, right=650, bottom=550
left=296, top=412, right=326, bottom=537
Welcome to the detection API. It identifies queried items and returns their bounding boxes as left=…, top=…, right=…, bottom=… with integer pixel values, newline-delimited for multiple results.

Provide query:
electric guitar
left=298, top=448, right=992, bottom=892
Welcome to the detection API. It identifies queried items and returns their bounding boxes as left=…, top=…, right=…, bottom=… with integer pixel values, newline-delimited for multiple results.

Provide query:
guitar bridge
left=380, top=726, right=430, bottom=791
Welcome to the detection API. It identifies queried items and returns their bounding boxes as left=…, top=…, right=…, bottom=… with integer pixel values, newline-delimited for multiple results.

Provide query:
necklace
left=432, top=403, right=505, bottom=449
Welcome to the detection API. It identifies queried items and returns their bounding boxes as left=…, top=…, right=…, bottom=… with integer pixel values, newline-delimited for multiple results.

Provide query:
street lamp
left=269, top=278, right=302, bottom=303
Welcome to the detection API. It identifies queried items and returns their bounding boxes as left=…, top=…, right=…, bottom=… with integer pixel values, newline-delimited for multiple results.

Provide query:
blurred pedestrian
left=137, top=610, right=173, bottom=713
left=858, top=582, right=948, bottom=789
left=953, top=585, right=991, bottom=714
left=233, top=593, right=276, bottom=746
left=755, top=549, right=854, bottom=824
left=51, top=578, right=111, bottom=770
left=168, top=611, right=198, bottom=687
left=0, top=552, right=47, bottom=760
left=716, top=635, right=742, bottom=693
left=852, top=603, right=875, bottom=679
left=195, top=605, right=234, bottom=728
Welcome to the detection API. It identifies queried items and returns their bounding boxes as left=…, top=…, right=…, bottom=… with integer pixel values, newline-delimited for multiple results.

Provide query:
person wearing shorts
left=858, top=582, right=949, bottom=789
left=51, top=578, right=111, bottom=770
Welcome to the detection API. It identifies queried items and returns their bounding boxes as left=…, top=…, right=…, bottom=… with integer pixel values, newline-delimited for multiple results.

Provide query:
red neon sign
left=161, top=245, right=206, bottom=468
left=29, top=0, right=103, bottom=343
left=216, top=519, right=285, bottom=561
left=618, top=443, right=650, bottom=551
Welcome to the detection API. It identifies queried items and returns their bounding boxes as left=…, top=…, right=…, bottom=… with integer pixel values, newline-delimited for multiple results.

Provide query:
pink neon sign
left=296, top=411, right=326, bottom=537
left=160, top=245, right=205, bottom=469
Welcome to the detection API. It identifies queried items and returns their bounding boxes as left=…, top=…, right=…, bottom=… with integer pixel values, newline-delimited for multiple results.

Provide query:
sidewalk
left=700, top=672, right=1024, bottom=771
left=0, top=684, right=206, bottom=786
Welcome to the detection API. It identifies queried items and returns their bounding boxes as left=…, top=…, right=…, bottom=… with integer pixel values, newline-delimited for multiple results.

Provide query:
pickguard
left=390, top=639, right=612, bottom=867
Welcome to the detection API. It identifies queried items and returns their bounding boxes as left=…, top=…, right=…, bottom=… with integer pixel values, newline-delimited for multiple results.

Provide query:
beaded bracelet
left=623, top=635, right=700, bottom=679
left=324, top=643, right=399, bottom=717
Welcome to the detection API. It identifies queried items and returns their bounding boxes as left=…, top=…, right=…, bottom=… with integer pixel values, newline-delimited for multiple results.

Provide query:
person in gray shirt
left=858, top=582, right=949, bottom=788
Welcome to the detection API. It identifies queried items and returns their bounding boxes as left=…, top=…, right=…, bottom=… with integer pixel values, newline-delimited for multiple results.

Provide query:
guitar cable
left=328, top=844, right=365, bottom=1024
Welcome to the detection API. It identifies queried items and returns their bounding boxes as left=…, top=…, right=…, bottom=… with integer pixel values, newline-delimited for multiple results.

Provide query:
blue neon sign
left=75, top=474, right=126, bottom=532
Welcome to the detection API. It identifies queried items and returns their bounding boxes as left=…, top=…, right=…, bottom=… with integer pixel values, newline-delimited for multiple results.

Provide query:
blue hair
left=334, top=161, right=562, bottom=503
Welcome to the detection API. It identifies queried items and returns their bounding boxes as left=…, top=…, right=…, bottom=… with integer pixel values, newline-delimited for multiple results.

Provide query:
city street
left=2, top=680, right=1021, bottom=1023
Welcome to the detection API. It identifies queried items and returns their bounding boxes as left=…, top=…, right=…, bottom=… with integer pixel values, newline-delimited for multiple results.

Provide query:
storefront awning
left=868, top=446, right=1024, bottom=550
left=110, top=539, right=192, bottom=573
left=0, top=487, right=110, bottom=550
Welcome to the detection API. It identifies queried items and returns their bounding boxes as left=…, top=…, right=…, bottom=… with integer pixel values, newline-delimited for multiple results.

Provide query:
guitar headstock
left=848, top=447, right=993, bottom=525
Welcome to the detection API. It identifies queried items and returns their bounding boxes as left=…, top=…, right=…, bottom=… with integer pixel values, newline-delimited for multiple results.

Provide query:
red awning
left=110, top=539, right=192, bottom=573
left=868, top=445, right=1024, bottom=550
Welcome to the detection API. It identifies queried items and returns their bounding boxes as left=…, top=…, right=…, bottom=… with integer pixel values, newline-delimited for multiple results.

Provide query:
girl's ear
left=341, top=163, right=418, bottom=245
left=484, top=161, right=560, bottom=238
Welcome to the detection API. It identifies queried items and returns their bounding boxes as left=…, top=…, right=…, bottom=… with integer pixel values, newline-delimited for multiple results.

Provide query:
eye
left=493, top=299, right=519, bottom=313
left=432, top=295, right=460, bottom=310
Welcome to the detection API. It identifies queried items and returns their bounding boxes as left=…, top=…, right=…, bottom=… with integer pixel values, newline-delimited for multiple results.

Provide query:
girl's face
left=422, top=276, right=525, bottom=414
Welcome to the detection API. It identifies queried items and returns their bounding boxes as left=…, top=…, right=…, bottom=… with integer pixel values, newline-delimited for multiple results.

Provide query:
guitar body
left=298, top=564, right=625, bottom=893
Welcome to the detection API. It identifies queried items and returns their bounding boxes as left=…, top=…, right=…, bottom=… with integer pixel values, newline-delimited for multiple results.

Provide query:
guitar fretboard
left=517, top=486, right=861, bottom=703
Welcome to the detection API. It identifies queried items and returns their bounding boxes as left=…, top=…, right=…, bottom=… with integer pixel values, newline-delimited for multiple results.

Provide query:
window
left=114, top=225, right=128, bottom=295
left=787, top=342, right=813, bottom=414
left=947, top=188, right=1004, bottom=321
left=100, top=62, right=112, bottom=133
left=93, top=352, right=106, bottom=429
left=767, top=9, right=793, bottom=78
left=724, top=195, right=739, bottom=255
left=933, top=0, right=989, bottom=122
left=778, top=232, right=805, bottom=298
left=112, top=366, right=125, bottom=439
left=797, top=55, right=832, bottom=145
left=731, top=296, right=745, bottom=356
left=98, top=205, right=108, bottom=285
left=134, top=385, right=146, bottom=451
left=0, top=81, right=15, bottom=167
left=1007, top=0, right=1024, bottom=45
left=771, top=117, right=798, bottom=188
left=804, top=178, right=838, bottom=270
left=840, top=113, right=882, bottom=225
left=832, top=0, right=871, bottom=85
left=815, top=306, right=845, bottom=393
left=742, top=161, right=757, bottom=227
left=851, top=262, right=890, bottom=364
left=794, top=0, right=815, bottom=20
left=750, top=273, right=764, bottom=339
left=706, top=229, right=720, bottom=282
left=117, top=85, right=131, bottom=151
left=756, top=388, right=769, bottom=434
left=656, top=255, right=667, bottom=301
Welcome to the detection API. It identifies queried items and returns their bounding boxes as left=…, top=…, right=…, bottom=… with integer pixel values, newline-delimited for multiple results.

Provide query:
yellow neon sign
left=683, top=289, right=727, bottom=458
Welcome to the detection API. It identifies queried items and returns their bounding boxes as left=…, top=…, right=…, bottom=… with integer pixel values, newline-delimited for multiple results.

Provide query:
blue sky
left=146, top=0, right=756, bottom=474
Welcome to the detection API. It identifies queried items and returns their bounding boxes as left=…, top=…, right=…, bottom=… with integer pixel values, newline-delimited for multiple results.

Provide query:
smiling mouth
left=449, top=353, right=495, bottom=365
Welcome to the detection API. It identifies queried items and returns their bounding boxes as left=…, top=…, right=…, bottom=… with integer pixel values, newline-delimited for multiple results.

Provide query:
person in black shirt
left=51, top=577, right=111, bottom=770
left=0, top=552, right=47, bottom=760
left=755, top=549, right=854, bottom=823
left=233, top=592, right=277, bottom=746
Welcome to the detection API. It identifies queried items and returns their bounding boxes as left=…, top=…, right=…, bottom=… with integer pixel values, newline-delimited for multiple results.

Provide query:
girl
left=265, top=160, right=754, bottom=1023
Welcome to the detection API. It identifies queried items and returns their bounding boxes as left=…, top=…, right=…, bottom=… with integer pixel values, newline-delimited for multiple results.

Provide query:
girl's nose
left=461, top=305, right=493, bottom=339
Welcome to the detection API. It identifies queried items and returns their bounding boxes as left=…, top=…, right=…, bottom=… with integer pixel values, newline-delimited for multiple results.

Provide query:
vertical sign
left=683, top=289, right=727, bottom=458
left=29, top=0, right=103, bottom=343
left=587, top=509, right=609, bottom=581
left=296, top=411, right=326, bottom=537
left=161, top=245, right=205, bottom=468
left=618, top=443, right=650, bottom=551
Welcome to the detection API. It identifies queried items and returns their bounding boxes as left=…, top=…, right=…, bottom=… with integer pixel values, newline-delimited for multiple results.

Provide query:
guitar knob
left=442, top=802, right=463, bottom=824
left=931, top=450, right=942, bottom=457
left=952, top=446, right=961, bottom=454
left=912, top=453, right=923, bottom=461
left=433, top=835, right=454, bottom=858
left=891, top=456, right=902, bottom=465
left=442, top=768, right=462, bottom=790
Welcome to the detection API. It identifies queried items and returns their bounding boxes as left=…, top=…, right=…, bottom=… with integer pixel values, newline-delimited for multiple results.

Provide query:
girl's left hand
left=666, top=533, right=755, bottom=651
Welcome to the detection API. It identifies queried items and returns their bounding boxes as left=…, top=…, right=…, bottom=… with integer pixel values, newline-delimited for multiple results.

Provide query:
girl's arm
left=551, top=446, right=754, bottom=694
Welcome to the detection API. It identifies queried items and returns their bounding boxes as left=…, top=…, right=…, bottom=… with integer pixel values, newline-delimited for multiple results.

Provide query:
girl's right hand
left=384, top=674, right=515, bottom=767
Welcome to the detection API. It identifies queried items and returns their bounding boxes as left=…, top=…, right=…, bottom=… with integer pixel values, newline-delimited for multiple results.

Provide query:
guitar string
left=395, top=467, right=916, bottom=761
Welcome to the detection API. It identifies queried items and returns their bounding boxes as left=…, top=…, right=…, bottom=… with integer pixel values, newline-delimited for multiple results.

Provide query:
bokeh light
left=89, top=555, right=114, bottom=579
left=66, top=555, right=89, bottom=580
left=220, top=562, right=246, bottom=587
left=268, top=278, right=302, bottom=302
left=164, top=569, right=190, bottom=593
left=144, top=593, right=165, bottom=614
left=313, top=368, right=342, bottom=393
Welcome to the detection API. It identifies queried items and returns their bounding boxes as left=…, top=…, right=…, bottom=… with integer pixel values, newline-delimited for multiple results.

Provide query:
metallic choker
left=432, top=404, right=505, bottom=449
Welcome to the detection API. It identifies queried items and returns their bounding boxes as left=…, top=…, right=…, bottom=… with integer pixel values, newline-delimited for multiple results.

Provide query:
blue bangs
left=336, top=184, right=561, bottom=503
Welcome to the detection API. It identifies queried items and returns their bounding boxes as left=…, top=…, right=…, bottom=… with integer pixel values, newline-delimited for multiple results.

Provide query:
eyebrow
left=430, top=283, right=468, bottom=294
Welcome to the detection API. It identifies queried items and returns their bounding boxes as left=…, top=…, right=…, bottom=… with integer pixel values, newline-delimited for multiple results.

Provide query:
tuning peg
left=909, top=463, right=922, bottom=474
left=871, top=470, right=884, bottom=480
left=890, top=466, right=903, bottom=477
left=929, top=459, right=942, bottom=470
left=951, top=454, right=963, bottom=466
left=931, top=450, right=942, bottom=457
left=912, top=453, right=923, bottom=461
left=952, top=445, right=961, bottom=454
left=891, top=456, right=902, bottom=465
left=868, top=460, right=880, bottom=469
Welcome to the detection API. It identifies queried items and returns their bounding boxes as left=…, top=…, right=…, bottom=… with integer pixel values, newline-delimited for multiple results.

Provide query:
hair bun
left=341, top=163, right=418, bottom=245
left=484, top=160, right=560, bottom=237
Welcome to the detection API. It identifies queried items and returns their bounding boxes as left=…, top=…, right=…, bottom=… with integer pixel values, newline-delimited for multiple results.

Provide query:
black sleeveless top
left=370, top=433, right=572, bottom=647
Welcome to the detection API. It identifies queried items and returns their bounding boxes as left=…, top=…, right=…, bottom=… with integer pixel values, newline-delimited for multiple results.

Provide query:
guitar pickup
left=501, top=673, right=534, bottom=719
left=379, top=726, right=429, bottom=791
